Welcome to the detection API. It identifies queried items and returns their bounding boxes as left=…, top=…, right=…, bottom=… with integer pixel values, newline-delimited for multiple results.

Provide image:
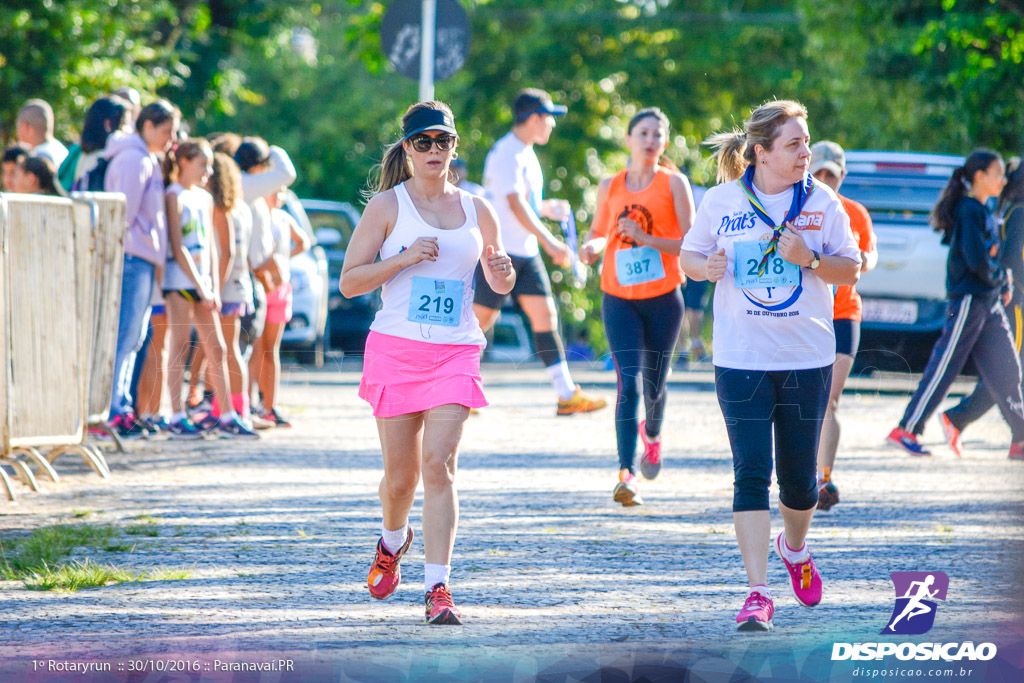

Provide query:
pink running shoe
left=367, top=528, right=413, bottom=600
left=939, top=412, right=963, bottom=457
left=774, top=532, right=822, bottom=607
left=638, top=420, right=662, bottom=480
left=1009, top=442, right=1024, bottom=460
left=736, top=591, right=774, bottom=631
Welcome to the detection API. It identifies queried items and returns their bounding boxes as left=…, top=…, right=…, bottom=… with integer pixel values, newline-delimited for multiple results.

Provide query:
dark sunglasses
left=409, top=134, right=457, bottom=153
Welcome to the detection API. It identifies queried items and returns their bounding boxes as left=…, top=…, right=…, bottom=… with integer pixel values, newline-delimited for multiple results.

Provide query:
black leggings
left=715, top=365, right=832, bottom=512
left=602, top=289, right=684, bottom=473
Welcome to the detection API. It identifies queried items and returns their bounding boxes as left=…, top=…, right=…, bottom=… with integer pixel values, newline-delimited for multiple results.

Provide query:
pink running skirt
left=358, top=331, right=488, bottom=418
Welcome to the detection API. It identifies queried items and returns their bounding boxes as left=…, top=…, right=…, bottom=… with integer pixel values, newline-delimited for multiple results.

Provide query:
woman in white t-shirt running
left=162, top=139, right=258, bottom=440
left=680, top=100, right=861, bottom=631
left=340, top=101, right=514, bottom=625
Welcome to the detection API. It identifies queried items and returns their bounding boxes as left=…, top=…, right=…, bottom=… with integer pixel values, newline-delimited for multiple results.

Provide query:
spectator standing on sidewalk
left=58, top=95, right=130, bottom=192
left=341, top=101, right=514, bottom=625
left=579, top=107, right=694, bottom=507
left=249, top=188, right=310, bottom=427
left=681, top=100, right=861, bottom=631
left=473, top=88, right=606, bottom=416
left=104, top=99, right=179, bottom=439
left=16, top=99, right=69, bottom=167
left=809, top=141, right=878, bottom=510
left=160, top=139, right=257, bottom=440
left=2, top=146, right=28, bottom=191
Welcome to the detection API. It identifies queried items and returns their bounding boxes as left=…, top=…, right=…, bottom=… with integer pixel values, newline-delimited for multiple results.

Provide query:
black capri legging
left=603, top=289, right=684, bottom=473
left=715, top=365, right=832, bottom=512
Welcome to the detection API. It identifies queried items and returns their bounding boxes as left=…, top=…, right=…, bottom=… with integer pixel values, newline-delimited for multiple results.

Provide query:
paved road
left=1, top=362, right=1022, bottom=681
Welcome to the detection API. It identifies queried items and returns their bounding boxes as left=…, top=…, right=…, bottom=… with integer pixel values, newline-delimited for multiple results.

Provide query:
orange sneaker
left=613, top=469, right=643, bottom=507
left=425, top=582, right=463, bottom=625
left=367, top=528, right=413, bottom=600
left=556, top=386, right=608, bottom=416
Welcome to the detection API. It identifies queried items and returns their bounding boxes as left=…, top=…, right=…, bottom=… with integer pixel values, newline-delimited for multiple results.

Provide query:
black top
left=945, top=196, right=1008, bottom=298
left=1001, top=202, right=1024, bottom=296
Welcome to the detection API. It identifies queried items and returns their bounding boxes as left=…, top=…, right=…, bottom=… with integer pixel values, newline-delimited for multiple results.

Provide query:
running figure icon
left=882, top=571, right=949, bottom=635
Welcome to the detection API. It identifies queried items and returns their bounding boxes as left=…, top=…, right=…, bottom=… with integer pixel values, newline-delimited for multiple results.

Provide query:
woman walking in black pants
left=887, top=150, right=1024, bottom=458
left=939, top=160, right=1024, bottom=458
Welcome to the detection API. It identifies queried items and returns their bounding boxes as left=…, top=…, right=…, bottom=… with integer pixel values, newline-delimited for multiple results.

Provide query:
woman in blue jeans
left=103, top=100, right=180, bottom=438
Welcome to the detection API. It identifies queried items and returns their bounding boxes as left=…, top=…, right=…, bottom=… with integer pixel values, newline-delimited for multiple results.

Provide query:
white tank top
left=163, top=183, right=213, bottom=291
left=370, top=182, right=486, bottom=346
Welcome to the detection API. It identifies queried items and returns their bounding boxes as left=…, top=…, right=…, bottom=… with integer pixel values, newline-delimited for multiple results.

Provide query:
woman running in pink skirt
left=340, top=101, right=514, bottom=625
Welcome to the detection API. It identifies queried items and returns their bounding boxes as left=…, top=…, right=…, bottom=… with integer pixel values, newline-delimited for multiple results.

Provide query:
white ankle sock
left=751, top=584, right=771, bottom=598
left=424, top=563, right=451, bottom=591
left=780, top=534, right=810, bottom=563
left=171, top=411, right=186, bottom=423
left=218, top=410, right=238, bottom=425
left=381, top=524, right=408, bottom=554
left=547, top=362, right=575, bottom=400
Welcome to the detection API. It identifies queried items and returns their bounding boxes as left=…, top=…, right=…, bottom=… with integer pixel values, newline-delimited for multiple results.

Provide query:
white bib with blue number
left=615, top=245, right=665, bottom=286
left=734, top=240, right=800, bottom=289
left=408, top=276, right=463, bottom=327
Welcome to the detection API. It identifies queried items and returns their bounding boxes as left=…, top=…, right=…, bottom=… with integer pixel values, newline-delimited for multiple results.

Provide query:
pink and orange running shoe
left=775, top=532, right=822, bottom=607
left=367, top=528, right=413, bottom=600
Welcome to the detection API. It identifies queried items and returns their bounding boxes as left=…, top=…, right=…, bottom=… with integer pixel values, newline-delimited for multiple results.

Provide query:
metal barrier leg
left=2, top=456, right=40, bottom=492
left=0, top=466, right=15, bottom=502
left=89, top=422, right=126, bottom=454
left=83, top=445, right=110, bottom=478
left=48, top=445, right=109, bottom=479
left=11, top=447, right=60, bottom=483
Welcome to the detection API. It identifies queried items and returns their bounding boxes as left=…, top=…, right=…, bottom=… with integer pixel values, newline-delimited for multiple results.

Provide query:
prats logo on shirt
left=791, top=211, right=825, bottom=231
left=717, top=211, right=757, bottom=235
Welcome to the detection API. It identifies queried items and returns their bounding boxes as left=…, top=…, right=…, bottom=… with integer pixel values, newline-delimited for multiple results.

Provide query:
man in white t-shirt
left=473, top=88, right=606, bottom=415
left=16, top=99, right=68, bottom=168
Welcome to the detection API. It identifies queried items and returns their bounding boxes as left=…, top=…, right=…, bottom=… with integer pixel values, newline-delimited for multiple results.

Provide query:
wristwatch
left=809, top=250, right=821, bottom=270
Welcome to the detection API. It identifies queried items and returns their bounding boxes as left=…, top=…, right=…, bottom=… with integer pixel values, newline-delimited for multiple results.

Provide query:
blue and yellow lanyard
left=738, top=164, right=816, bottom=276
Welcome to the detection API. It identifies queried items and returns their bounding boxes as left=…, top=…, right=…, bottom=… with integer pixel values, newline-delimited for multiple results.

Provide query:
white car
left=280, top=193, right=330, bottom=366
left=840, top=151, right=964, bottom=372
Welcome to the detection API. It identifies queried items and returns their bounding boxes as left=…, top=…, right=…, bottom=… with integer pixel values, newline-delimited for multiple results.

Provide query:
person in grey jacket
left=103, top=99, right=180, bottom=438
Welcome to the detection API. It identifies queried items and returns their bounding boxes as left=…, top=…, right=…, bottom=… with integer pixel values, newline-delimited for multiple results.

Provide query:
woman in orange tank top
left=579, top=107, right=695, bottom=507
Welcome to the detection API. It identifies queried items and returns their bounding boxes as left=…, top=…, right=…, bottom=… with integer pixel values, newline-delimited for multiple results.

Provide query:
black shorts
left=473, top=253, right=552, bottom=310
left=681, top=279, right=709, bottom=311
left=834, top=318, right=861, bottom=357
left=164, top=289, right=200, bottom=303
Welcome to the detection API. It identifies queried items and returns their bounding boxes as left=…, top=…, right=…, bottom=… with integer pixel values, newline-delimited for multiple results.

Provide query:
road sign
left=381, top=0, right=471, bottom=96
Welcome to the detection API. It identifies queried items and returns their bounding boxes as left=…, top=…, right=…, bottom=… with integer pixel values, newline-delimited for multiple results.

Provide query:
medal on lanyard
left=738, top=165, right=816, bottom=276
left=560, top=209, right=588, bottom=288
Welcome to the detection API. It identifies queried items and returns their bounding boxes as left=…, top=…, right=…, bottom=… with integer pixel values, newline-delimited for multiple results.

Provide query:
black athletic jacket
left=944, top=196, right=1008, bottom=298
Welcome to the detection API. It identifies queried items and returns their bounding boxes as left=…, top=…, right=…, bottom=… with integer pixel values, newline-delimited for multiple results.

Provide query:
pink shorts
left=266, top=282, right=293, bottom=324
left=358, top=331, right=488, bottom=418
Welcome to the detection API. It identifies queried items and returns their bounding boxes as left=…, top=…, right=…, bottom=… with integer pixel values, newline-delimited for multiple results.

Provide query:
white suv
left=840, top=151, right=963, bottom=372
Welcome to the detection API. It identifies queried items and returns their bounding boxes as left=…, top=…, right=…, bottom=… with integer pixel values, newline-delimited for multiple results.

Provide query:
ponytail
left=704, top=99, right=808, bottom=184
left=364, top=100, right=454, bottom=199
left=705, top=130, right=748, bottom=183
left=931, top=148, right=1002, bottom=239
left=367, top=140, right=412, bottom=198
left=162, top=138, right=211, bottom=187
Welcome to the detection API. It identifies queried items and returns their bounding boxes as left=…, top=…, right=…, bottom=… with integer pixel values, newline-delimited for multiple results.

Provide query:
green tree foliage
left=5, top=0, right=1023, bottom=351
left=0, top=0, right=296, bottom=142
